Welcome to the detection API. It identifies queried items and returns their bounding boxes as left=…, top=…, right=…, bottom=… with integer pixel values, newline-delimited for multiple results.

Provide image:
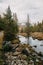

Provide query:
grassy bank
left=31, top=32, right=43, bottom=40
left=19, top=32, right=43, bottom=40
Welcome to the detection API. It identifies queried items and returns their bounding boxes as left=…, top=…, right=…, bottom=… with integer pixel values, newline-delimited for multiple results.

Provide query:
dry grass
left=0, top=31, right=4, bottom=49
left=31, top=32, right=43, bottom=40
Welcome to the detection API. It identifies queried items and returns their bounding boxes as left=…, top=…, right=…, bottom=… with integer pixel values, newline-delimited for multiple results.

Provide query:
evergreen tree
left=0, top=15, right=5, bottom=31
left=4, top=6, right=12, bottom=20
left=3, top=6, right=18, bottom=41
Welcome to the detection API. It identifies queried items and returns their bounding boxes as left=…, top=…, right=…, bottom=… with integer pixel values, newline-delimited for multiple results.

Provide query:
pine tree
left=3, top=6, right=18, bottom=41
left=4, top=6, right=12, bottom=20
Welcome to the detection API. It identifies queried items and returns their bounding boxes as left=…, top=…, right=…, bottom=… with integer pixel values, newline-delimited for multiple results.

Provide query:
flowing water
left=19, top=35, right=43, bottom=54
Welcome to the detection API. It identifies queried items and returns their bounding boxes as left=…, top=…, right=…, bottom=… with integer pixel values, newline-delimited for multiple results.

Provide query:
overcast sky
left=0, top=0, right=43, bottom=24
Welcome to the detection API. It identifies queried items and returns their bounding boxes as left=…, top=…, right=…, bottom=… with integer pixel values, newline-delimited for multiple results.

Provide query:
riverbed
left=19, top=35, right=43, bottom=54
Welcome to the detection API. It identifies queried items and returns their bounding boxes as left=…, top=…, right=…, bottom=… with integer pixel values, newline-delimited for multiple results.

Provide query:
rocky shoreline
left=3, top=40, right=43, bottom=65
left=0, top=31, right=43, bottom=65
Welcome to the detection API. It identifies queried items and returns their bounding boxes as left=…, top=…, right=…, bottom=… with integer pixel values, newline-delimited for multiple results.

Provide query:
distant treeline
left=30, top=21, right=43, bottom=32
left=20, top=15, right=43, bottom=33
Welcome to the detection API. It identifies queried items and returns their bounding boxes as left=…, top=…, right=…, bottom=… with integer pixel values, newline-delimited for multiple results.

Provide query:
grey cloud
left=0, top=0, right=3, bottom=3
left=0, top=0, right=43, bottom=24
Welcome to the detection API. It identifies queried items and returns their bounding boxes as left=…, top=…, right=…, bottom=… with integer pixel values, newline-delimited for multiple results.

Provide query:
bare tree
left=26, top=14, right=30, bottom=44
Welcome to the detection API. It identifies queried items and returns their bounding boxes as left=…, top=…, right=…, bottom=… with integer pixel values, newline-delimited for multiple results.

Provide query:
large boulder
left=12, top=51, right=21, bottom=56
left=19, top=54, right=27, bottom=60
left=22, top=48, right=29, bottom=56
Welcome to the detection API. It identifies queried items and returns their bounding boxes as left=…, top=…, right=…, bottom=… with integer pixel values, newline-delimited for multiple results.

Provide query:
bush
left=4, top=32, right=16, bottom=41
left=3, top=41, right=12, bottom=52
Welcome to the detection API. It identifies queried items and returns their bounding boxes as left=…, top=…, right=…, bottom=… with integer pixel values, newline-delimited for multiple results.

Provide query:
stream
left=19, top=35, right=43, bottom=54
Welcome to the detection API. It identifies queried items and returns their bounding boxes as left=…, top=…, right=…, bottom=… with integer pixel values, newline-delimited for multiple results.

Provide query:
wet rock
left=33, top=45, right=37, bottom=48
left=12, top=44, right=19, bottom=52
left=12, top=39, right=20, bottom=44
left=20, top=54, right=27, bottom=60
left=12, top=52, right=21, bottom=56
left=22, top=49, right=29, bottom=56
left=4, top=41, right=42, bottom=65
left=15, top=47, right=22, bottom=52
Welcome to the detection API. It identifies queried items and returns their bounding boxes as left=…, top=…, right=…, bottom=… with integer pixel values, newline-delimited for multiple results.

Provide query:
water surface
left=19, top=35, right=43, bottom=53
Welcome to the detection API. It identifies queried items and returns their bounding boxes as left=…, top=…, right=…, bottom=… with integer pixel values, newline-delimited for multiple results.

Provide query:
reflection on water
left=19, top=35, right=43, bottom=53
left=19, top=35, right=27, bottom=44
left=29, top=37, right=43, bottom=53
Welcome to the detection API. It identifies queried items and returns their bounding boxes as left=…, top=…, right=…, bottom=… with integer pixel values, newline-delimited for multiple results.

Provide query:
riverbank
left=0, top=31, right=43, bottom=65
left=19, top=32, right=43, bottom=40
left=31, top=32, right=43, bottom=40
left=18, top=33, right=27, bottom=37
left=3, top=41, right=43, bottom=65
